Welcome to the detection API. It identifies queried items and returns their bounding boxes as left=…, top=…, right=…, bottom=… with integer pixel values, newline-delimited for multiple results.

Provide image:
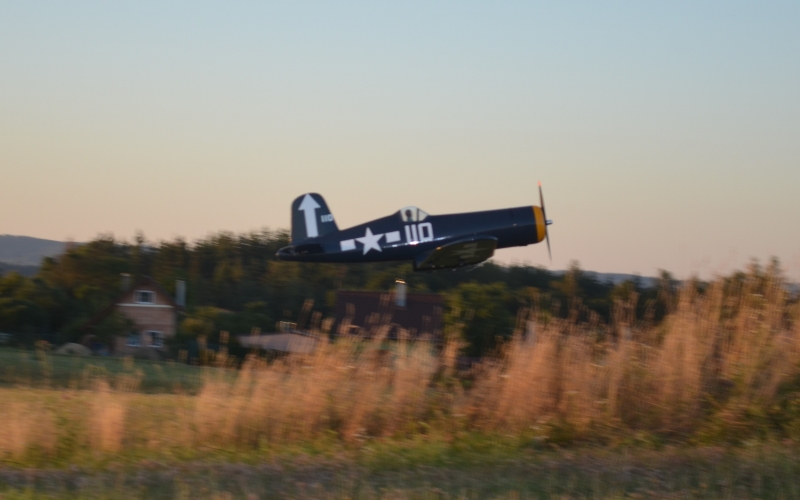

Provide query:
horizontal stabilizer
left=414, top=236, right=497, bottom=271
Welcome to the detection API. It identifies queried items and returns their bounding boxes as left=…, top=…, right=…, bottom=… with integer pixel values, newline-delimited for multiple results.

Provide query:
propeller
left=538, top=181, right=552, bottom=262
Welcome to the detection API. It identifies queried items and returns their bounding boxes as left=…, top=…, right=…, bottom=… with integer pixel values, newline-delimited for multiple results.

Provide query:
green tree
left=92, top=311, right=136, bottom=344
left=446, top=281, right=514, bottom=357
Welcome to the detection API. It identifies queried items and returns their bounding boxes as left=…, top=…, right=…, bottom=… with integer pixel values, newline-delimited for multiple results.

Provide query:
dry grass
left=0, top=267, right=798, bottom=462
left=193, top=330, right=439, bottom=446
left=0, top=402, right=56, bottom=459
left=88, top=380, right=127, bottom=453
left=460, top=265, right=800, bottom=439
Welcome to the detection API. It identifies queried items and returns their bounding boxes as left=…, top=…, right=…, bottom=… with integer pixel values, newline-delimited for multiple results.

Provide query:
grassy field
left=1, top=267, right=799, bottom=498
left=2, top=445, right=800, bottom=498
left=0, top=347, right=208, bottom=394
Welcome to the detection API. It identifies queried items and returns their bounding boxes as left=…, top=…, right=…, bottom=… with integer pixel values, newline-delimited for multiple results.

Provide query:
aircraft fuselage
left=277, top=205, right=544, bottom=265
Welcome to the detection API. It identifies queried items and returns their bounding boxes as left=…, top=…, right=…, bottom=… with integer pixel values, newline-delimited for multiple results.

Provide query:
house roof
left=81, top=275, right=179, bottom=329
left=128, top=275, right=179, bottom=308
left=333, top=289, right=443, bottom=339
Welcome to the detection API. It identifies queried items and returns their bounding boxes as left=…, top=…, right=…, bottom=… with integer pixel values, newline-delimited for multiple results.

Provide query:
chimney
left=175, top=279, right=186, bottom=307
left=120, top=273, right=132, bottom=291
left=395, top=279, right=407, bottom=308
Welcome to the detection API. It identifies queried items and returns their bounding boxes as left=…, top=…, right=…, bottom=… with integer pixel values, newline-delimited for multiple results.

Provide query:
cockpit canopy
left=398, top=206, right=429, bottom=223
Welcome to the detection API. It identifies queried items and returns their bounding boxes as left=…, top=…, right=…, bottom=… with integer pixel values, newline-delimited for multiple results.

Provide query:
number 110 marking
left=405, top=223, right=434, bottom=244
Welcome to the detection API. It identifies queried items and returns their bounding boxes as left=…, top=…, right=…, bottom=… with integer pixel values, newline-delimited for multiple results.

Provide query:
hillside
left=0, top=235, right=67, bottom=266
left=0, top=262, right=40, bottom=277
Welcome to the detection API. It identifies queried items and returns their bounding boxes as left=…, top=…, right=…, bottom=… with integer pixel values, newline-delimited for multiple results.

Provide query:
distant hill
left=0, top=262, right=40, bottom=277
left=550, top=269, right=659, bottom=288
left=582, top=271, right=658, bottom=288
left=0, top=235, right=67, bottom=266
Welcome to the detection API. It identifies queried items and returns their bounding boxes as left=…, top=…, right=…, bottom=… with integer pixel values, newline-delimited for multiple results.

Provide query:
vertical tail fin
left=291, top=193, right=338, bottom=243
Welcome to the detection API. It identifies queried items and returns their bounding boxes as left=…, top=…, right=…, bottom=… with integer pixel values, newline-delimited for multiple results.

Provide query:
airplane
left=276, top=183, right=553, bottom=271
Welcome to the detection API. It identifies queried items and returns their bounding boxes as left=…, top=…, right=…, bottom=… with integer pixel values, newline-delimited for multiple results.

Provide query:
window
left=135, top=290, right=155, bottom=304
left=126, top=333, right=140, bottom=347
left=398, top=206, right=429, bottom=223
left=146, top=331, right=164, bottom=348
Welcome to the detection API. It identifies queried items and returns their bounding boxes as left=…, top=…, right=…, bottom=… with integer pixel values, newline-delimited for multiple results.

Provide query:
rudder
left=291, top=193, right=338, bottom=243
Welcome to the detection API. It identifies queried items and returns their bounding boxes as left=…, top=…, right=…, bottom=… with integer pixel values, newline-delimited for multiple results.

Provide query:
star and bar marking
left=340, top=229, right=402, bottom=254
left=356, top=227, right=383, bottom=255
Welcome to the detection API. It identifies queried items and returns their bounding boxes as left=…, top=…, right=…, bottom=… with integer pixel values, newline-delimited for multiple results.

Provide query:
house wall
left=113, top=282, right=176, bottom=356
left=113, top=337, right=165, bottom=359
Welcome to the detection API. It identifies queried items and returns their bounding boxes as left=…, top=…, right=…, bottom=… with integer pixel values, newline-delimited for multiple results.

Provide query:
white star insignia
left=356, top=227, right=383, bottom=255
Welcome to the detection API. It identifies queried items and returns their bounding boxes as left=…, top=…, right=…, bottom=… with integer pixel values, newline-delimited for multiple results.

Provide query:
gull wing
left=414, top=236, right=498, bottom=271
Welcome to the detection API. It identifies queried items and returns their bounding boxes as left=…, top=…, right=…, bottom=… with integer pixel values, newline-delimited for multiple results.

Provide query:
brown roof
left=333, top=290, right=443, bottom=340
left=82, top=275, right=178, bottom=329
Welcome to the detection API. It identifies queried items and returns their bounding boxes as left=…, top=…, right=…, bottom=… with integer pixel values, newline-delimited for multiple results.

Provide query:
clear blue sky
left=2, top=1, right=799, bottom=278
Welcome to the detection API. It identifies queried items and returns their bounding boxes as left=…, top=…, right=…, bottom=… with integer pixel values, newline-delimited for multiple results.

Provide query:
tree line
left=0, top=230, right=681, bottom=356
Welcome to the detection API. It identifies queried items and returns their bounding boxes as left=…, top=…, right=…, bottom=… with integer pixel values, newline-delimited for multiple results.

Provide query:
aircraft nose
left=532, top=206, right=547, bottom=243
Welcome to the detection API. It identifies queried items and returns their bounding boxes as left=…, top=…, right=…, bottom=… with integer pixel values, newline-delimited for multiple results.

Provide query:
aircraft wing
left=414, top=236, right=498, bottom=271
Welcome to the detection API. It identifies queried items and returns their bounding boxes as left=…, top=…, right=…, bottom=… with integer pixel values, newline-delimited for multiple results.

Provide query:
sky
left=2, top=1, right=799, bottom=279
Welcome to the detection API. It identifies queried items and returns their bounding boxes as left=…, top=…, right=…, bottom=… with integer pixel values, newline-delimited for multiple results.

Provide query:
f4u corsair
left=277, top=184, right=553, bottom=271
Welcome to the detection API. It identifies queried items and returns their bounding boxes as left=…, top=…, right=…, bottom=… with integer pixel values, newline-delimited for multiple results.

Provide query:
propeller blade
left=538, top=181, right=552, bottom=262
left=546, top=231, right=552, bottom=262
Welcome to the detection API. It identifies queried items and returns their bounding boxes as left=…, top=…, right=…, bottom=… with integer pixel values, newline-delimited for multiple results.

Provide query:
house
left=333, top=281, right=443, bottom=341
left=85, top=275, right=184, bottom=357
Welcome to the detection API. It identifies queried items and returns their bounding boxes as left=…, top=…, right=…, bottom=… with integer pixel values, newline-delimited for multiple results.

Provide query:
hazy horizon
left=3, top=2, right=799, bottom=280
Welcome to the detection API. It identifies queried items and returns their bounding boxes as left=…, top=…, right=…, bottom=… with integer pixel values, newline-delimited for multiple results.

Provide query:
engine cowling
left=532, top=206, right=546, bottom=243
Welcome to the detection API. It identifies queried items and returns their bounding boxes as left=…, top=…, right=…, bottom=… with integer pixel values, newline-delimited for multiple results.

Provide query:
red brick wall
left=114, top=283, right=176, bottom=353
left=116, top=304, right=175, bottom=334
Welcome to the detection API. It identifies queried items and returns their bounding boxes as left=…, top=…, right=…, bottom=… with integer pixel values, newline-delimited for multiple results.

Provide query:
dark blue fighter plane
left=277, top=184, right=553, bottom=271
